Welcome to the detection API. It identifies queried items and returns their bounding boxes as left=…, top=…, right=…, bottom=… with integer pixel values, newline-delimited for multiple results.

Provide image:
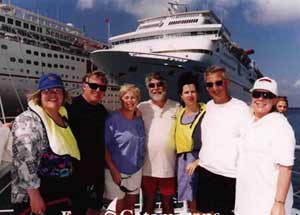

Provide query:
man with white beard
left=138, top=73, right=179, bottom=214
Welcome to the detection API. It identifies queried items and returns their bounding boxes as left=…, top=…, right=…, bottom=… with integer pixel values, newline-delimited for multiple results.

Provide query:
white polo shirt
left=199, top=98, right=251, bottom=178
left=138, top=99, right=179, bottom=178
left=235, top=112, right=295, bottom=215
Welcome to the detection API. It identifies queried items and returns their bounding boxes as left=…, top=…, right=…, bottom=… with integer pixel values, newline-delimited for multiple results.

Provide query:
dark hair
left=277, top=96, right=288, bottom=107
left=177, top=72, right=199, bottom=95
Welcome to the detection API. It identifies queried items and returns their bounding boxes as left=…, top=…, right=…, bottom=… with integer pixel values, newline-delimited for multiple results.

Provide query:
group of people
left=9, top=65, right=295, bottom=215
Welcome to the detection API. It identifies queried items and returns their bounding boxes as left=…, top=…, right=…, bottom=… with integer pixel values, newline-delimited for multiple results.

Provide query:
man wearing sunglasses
left=138, top=73, right=179, bottom=214
left=66, top=71, right=108, bottom=215
left=195, top=65, right=251, bottom=215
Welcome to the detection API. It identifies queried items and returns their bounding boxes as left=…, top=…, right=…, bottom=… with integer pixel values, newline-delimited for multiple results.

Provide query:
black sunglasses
left=85, top=82, right=107, bottom=92
left=206, top=80, right=224, bottom=88
left=119, top=175, right=139, bottom=193
left=148, top=82, right=164, bottom=89
left=252, top=91, right=276, bottom=99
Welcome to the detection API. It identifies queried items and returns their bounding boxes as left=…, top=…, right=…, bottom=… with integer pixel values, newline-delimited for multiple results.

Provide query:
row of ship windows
left=168, top=19, right=199, bottom=25
left=111, top=30, right=219, bottom=45
left=9, top=57, right=76, bottom=70
left=1, top=44, right=86, bottom=62
left=0, top=15, right=42, bottom=33
left=2, top=68, right=80, bottom=80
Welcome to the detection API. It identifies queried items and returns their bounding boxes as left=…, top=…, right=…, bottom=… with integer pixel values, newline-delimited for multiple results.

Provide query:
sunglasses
left=252, top=91, right=276, bottom=99
left=85, top=82, right=107, bottom=92
left=205, top=80, right=224, bottom=88
left=148, top=82, right=164, bottom=89
left=119, top=175, right=139, bottom=193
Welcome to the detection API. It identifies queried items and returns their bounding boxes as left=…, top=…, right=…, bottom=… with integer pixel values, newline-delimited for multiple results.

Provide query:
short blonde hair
left=27, top=89, right=71, bottom=106
left=204, top=65, right=228, bottom=81
left=82, top=70, right=107, bottom=84
left=119, top=84, right=141, bottom=102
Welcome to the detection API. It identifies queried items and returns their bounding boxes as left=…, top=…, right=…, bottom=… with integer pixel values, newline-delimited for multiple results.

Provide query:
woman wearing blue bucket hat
left=11, top=73, right=81, bottom=215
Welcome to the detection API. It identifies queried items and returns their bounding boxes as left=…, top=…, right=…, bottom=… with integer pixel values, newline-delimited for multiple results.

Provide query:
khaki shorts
left=104, top=168, right=142, bottom=200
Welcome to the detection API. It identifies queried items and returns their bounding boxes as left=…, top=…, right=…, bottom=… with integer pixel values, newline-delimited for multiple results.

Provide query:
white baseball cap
left=250, top=77, right=278, bottom=96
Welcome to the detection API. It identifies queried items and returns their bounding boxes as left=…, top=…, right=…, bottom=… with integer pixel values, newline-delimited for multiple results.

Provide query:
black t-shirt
left=66, top=95, right=108, bottom=182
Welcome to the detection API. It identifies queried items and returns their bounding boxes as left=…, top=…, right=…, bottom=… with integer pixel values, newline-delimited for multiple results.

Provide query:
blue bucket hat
left=38, top=73, right=64, bottom=91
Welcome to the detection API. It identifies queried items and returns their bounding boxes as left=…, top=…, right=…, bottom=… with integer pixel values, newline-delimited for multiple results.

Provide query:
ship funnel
left=244, top=49, right=254, bottom=55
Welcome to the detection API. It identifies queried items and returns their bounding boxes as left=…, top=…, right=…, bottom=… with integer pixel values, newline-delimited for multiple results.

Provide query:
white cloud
left=76, top=0, right=300, bottom=24
left=293, top=79, right=300, bottom=88
left=76, top=0, right=95, bottom=10
left=244, top=0, right=300, bottom=24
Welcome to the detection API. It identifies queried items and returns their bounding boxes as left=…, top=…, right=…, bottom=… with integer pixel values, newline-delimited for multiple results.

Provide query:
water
left=287, top=108, right=300, bottom=209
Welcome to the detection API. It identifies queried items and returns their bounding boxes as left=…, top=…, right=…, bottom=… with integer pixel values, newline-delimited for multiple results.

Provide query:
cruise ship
left=0, top=2, right=120, bottom=119
left=91, top=3, right=263, bottom=103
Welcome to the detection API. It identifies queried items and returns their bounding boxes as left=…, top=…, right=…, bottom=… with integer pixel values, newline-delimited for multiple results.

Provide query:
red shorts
left=141, top=176, right=176, bottom=196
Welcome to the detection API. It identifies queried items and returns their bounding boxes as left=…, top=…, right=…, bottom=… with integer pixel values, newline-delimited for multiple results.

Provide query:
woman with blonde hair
left=104, top=84, right=145, bottom=214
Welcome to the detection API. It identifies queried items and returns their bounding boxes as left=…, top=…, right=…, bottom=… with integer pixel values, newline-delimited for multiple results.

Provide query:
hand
left=109, top=168, right=121, bottom=185
left=28, top=189, right=46, bottom=214
left=186, top=159, right=200, bottom=176
left=271, top=201, right=285, bottom=215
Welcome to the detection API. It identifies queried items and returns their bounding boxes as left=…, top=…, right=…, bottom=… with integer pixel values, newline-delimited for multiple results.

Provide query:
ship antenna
left=168, top=1, right=189, bottom=15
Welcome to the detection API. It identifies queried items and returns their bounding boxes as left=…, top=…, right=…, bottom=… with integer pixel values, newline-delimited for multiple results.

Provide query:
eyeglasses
left=148, top=82, right=164, bottom=89
left=205, top=80, right=224, bottom=88
left=252, top=91, right=276, bottom=99
left=41, top=88, right=63, bottom=94
left=119, top=175, right=139, bottom=193
left=85, top=82, right=107, bottom=92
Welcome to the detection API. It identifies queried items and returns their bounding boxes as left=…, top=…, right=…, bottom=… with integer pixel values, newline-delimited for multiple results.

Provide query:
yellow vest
left=174, top=103, right=206, bottom=154
left=29, top=101, right=80, bottom=160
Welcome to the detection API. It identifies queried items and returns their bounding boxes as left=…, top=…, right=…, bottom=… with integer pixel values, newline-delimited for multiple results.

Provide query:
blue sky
left=8, top=0, right=300, bottom=106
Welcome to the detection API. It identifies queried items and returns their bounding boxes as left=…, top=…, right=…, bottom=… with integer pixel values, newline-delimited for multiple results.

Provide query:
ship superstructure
left=91, top=7, right=263, bottom=102
left=0, top=3, right=120, bottom=117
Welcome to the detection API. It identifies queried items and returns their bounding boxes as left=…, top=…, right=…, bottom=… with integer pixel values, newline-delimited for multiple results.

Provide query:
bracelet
left=275, top=199, right=285, bottom=204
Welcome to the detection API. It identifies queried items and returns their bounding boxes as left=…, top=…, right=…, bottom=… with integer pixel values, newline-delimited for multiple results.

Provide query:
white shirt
left=138, top=99, right=179, bottom=177
left=235, top=112, right=295, bottom=215
left=199, top=98, right=251, bottom=178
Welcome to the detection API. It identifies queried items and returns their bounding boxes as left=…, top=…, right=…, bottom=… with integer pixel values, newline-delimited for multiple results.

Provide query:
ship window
left=71, top=56, right=75, bottom=60
left=1, top=44, right=7, bottom=49
left=0, top=15, right=5, bottom=23
left=81, top=58, right=85, bottom=62
left=30, top=25, right=36, bottom=31
left=60, top=64, right=64, bottom=68
left=8, top=18, right=13, bottom=25
left=34, top=51, right=38, bottom=56
left=10, top=57, right=16, bottom=62
left=76, top=57, right=80, bottom=61
left=41, top=53, right=45, bottom=57
left=71, top=66, right=75, bottom=70
left=66, top=65, right=70, bottom=69
left=26, top=60, right=32, bottom=64
left=54, top=64, right=58, bottom=68
left=15, top=20, right=21, bottom=27
left=65, top=55, right=69, bottom=59
left=48, top=63, right=52, bottom=68
left=34, top=61, right=39, bottom=66
left=26, top=69, right=30, bottom=74
left=35, top=71, right=39, bottom=74
left=42, top=62, right=45, bottom=67
left=38, top=27, right=42, bottom=33
left=47, top=53, right=52, bottom=57
left=26, top=50, right=31, bottom=54
left=54, top=54, right=58, bottom=58
left=20, top=68, right=24, bottom=72
left=18, top=59, right=23, bottom=63
left=60, top=54, right=64, bottom=59
left=23, top=23, right=29, bottom=29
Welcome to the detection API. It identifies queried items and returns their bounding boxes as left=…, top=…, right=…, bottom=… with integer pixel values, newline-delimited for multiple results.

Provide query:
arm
left=104, top=117, right=121, bottom=185
left=186, top=159, right=200, bottom=176
left=12, top=112, right=46, bottom=213
left=105, top=147, right=121, bottom=185
left=271, top=165, right=292, bottom=215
